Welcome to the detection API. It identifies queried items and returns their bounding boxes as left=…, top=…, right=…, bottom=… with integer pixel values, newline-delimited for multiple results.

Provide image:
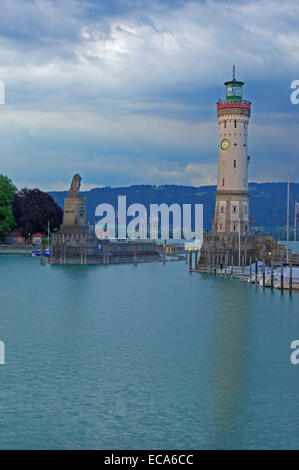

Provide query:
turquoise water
left=0, top=255, right=299, bottom=450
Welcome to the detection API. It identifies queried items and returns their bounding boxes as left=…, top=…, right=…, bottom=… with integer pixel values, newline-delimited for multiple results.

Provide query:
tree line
left=0, top=174, right=63, bottom=241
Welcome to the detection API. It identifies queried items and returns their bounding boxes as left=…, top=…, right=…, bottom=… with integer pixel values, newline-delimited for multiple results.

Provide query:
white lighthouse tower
left=213, top=66, right=251, bottom=237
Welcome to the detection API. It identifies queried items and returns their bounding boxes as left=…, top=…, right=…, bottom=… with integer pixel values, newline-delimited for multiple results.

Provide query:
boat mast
left=295, top=201, right=297, bottom=252
left=287, top=175, right=290, bottom=263
left=238, top=218, right=241, bottom=266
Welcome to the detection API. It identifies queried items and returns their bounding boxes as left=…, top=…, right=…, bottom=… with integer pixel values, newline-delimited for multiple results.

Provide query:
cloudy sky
left=0, top=0, right=298, bottom=190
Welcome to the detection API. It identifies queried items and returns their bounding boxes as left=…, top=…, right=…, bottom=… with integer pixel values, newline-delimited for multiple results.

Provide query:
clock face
left=221, top=139, right=230, bottom=150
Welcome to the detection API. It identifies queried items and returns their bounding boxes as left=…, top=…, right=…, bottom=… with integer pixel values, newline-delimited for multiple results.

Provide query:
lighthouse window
left=234, top=160, right=236, bottom=167
left=222, top=178, right=225, bottom=186
left=233, top=225, right=236, bottom=231
left=224, top=121, right=227, bottom=129
left=220, top=206, right=224, bottom=213
left=234, top=120, right=237, bottom=128
left=233, top=206, right=237, bottom=213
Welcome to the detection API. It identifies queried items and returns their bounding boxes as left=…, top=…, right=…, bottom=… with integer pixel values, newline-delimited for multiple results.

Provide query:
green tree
left=0, top=175, right=17, bottom=236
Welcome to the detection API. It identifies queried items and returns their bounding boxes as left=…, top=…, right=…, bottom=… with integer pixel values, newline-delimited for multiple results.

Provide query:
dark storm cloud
left=0, top=0, right=298, bottom=189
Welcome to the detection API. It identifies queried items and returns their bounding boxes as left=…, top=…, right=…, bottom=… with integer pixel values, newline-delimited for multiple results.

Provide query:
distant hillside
left=49, top=182, right=299, bottom=238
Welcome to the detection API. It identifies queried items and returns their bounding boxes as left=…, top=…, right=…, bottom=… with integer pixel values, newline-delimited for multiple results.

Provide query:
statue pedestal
left=60, top=194, right=88, bottom=235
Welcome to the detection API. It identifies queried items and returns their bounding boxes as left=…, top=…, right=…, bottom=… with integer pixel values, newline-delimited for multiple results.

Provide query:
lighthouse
left=213, top=66, right=251, bottom=237
left=197, top=68, right=298, bottom=270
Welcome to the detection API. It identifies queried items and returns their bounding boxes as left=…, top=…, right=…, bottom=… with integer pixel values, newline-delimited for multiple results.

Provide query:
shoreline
left=0, top=245, right=36, bottom=255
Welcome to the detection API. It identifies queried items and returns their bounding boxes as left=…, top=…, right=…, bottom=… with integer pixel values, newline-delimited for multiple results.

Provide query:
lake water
left=0, top=254, right=299, bottom=449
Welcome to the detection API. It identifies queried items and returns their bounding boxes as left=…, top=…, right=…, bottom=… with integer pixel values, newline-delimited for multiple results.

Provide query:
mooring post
left=262, top=258, right=265, bottom=287
left=107, top=244, right=110, bottom=265
left=195, top=249, right=198, bottom=270
left=255, top=258, right=258, bottom=286
left=189, top=249, right=192, bottom=272
left=270, top=260, right=274, bottom=289
left=134, top=243, right=137, bottom=265
left=249, top=256, right=252, bottom=283
left=290, top=263, right=293, bottom=292
left=231, top=255, right=234, bottom=278
left=281, top=260, right=283, bottom=291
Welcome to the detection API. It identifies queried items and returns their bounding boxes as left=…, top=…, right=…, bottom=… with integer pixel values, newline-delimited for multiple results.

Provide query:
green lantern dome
left=224, top=65, right=244, bottom=101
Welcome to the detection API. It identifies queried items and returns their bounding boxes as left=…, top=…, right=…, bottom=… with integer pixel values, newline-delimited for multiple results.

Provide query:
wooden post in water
left=280, top=260, right=283, bottom=291
left=107, top=244, right=110, bottom=265
left=255, top=259, right=258, bottom=286
left=231, top=255, right=234, bottom=278
left=195, top=249, right=198, bottom=270
left=249, top=256, right=252, bottom=283
left=224, top=252, right=228, bottom=279
left=262, top=258, right=265, bottom=287
left=189, top=249, right=192, bottom=272
left=270, top=261, right=274, bottom=289
left=134, top=243, right=137, bottom=265
left=290, top=263, right=293, bottom=292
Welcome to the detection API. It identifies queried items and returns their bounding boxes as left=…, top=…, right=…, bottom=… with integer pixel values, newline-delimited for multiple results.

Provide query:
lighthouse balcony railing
left=217, top=100, right=251, bottom=111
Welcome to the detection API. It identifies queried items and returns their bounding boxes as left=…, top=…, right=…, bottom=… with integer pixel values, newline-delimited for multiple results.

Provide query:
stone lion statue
left=69, top=173, right=81, bottom=196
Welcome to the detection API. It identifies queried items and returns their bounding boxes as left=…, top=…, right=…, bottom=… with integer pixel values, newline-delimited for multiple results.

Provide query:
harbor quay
left=49, top=174, right=161, bottom=265
left=49, top=174, right=189, bottom=265
left=187, top=235, right=299, bottom=291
